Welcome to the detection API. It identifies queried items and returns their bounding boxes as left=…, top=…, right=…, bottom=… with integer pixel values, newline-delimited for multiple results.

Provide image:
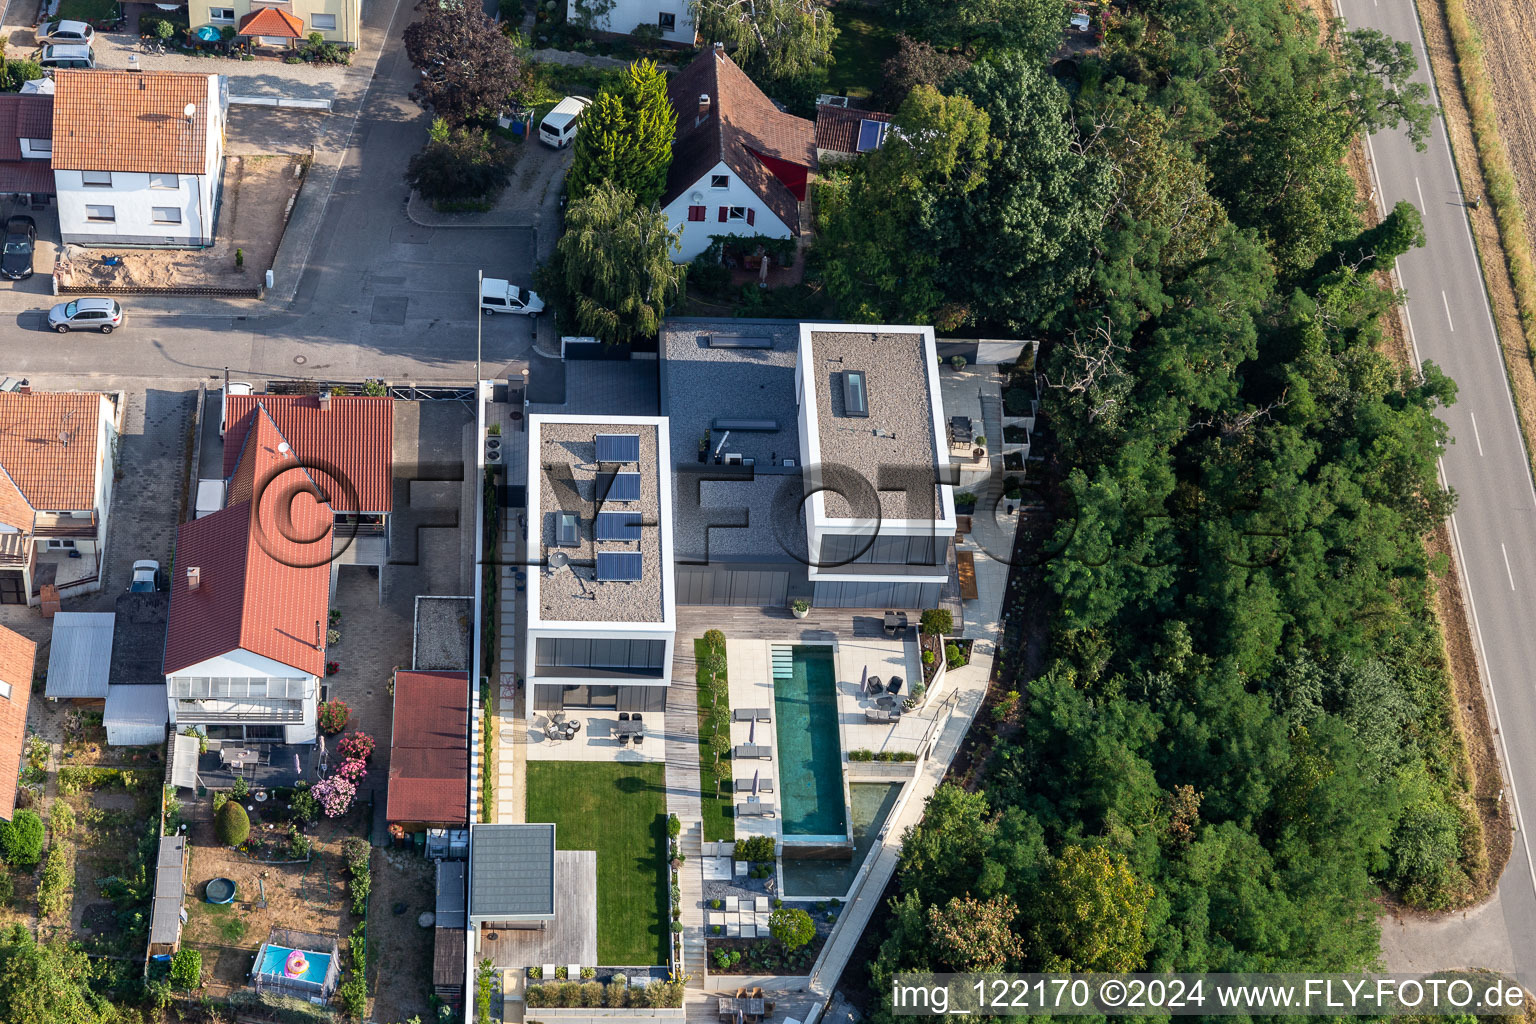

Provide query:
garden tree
left=567, top=60, right=676, bottom=205
left=542, top=181, right=685, bottom=346
left=689, top=0, right=836, bottom=83
left=0, top=56, right=42, bottom=92
left=216, top=799, right=251, bottom=847
left=934, top=53, right=1113, bottom=331
left=1031, top=845, right=1153, bottom=973
left=891, top=0, right=1066, bottom=57
left=403, top=4, right=524, bottom=124
left=0, top=809, right=43, bottom=867
left=567, top=0, right=616, bottom=30
left=406, top=119, right=512, bottom=204
left=814, top=86, right=992, bottom=325
left=926, top=895, right=1023, bottom=972
left=879, top=35, right=969, bottom=109
left=169, top=948, right=202, bottom=990
left=768, top=907, right=815, bottom=950
left=0, top=926, right=112, bottom=1024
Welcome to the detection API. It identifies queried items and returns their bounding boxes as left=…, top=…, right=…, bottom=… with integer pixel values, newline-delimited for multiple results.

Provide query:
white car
left=38, top=19, right=94, bottom=44
left=480, top=277, right=545, bottom=317
left=220, top=380, right=252, bottom=437
left=129, top=559, right=160, bottom=593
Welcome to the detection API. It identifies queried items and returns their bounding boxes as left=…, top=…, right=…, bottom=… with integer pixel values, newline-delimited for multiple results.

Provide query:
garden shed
left=44, top=611, right=113, bottom=703
left=148, top=835, right=186, bottom=956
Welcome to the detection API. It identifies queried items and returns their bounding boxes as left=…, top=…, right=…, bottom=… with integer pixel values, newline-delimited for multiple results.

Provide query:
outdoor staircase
left=770, top=645, right=793, bottom=682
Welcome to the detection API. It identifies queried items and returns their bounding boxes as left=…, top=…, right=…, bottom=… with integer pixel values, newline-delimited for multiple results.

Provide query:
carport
left=44, top=611, right=114, bottom=703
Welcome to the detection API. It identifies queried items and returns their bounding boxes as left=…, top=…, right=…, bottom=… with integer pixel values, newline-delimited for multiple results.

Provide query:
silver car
left=48, top=297, right=123, bottom=334
left=38, top=19, right=94, bottom=44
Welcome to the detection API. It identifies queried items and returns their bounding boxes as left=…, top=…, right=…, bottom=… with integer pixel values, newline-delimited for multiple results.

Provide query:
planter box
left=702, top=974, right=811, bottom=992
left=524, top=1009, right=686, bottom=1021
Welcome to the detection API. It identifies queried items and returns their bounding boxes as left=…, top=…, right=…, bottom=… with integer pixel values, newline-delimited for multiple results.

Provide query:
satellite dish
left=277, top=441, right=291, bottom=455
left=549, top=551, right=570, bottom=570
left=689, top=190, right=703, bottom=204
left=184, top=102, right=196, bottom=118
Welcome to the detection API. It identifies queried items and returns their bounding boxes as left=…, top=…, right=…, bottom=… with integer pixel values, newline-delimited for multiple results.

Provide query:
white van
left=40, top=43, right=94, bottom=69
left=539, top=96, right=591, bottom=149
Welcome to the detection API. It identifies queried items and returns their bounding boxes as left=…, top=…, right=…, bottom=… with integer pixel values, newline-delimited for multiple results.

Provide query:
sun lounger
left=737, top=802, right=776, bottom=817
left=733, top=744, right=771, bottom=759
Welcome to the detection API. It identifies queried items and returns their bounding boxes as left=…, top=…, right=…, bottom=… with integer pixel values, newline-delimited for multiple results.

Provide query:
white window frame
left=658, top=11, right=675, bottom=30
left=84, top=204, right=114, bottom=222
left=45, top=539, right=76, bottom=550
left=710, top=174, right=728, bottom=189
left=0, top=680, right=12, bottom=700
left=311, top=12, right=335, bottom=28
left=152, top=207, right=182, bottom=224
left=81, top=170, right=112, bottom=187
left=149, top=172, right=177, bottom=189
left=727, top=206, right=748, bottom=221
left=209, top=6, right=235, bottom=19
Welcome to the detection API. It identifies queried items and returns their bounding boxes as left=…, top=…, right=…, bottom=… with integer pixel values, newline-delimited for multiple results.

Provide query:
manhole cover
left=293, top=355, right=307, bottom=365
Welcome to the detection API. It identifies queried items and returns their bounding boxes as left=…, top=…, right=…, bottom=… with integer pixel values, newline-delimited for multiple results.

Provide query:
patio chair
left=888, top=677, right=903, bottom=696
left=633, top=733, right=643, bottom=747
left=633, top=714, right=643, bottom=725
left=619, top=733, right=631, bottom=746
left=868, top=676, right=884, bottom=694
left=619, top=712, right=630, bottom=722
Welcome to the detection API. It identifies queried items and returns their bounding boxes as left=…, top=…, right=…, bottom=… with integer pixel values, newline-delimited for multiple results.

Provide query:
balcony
left=176, top=700, right=305, bottom=724
left=32, top=512, right=97, bottom=539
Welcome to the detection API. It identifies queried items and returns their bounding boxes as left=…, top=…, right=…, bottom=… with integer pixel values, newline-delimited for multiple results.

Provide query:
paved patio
left=525, top=709, right=669, bottom=763
left=478, top=850, right=597, bottom=970
left=832, top=638, right=927, bottom=754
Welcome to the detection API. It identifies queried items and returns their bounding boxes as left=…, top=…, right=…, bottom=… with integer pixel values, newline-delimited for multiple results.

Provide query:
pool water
left=257, top=944, right=333, bottom=986
left=783, top=782, right=904, bottom=897
left=772, top=644, right=847, bottom=838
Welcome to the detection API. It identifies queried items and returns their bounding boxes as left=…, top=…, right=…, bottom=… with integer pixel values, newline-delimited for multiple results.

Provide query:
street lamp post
left=476, top=270, right=483, bottom=388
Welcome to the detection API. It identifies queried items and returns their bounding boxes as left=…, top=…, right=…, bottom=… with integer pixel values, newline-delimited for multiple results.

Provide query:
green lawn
left=825, top=4, right=899, bottom=102
left=54, top=0, right=118, bottom=24
left=696, top=639, right=734, bottom=842
left=526, top=761, right=668, bottom=966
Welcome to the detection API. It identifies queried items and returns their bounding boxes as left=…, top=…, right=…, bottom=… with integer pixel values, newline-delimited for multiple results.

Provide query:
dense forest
left=825, top=0, right=1485, bottom=1005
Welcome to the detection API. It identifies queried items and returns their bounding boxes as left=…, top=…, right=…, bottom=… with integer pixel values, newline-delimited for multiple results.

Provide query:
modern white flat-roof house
left=525, top=415, right=677, bottom=718
left=565, top=0, right=694, bottom=43
left=660, top=319, right=957, bottom=609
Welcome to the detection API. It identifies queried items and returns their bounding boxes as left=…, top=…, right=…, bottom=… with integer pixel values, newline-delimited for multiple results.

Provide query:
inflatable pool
left=205, top=877, right=236, bottom=904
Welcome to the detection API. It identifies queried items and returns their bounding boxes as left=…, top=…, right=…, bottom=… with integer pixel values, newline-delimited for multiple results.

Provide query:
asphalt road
left=0, top=0, right=541, bottom=388
left=1339, top=0, right=1536, bottom=977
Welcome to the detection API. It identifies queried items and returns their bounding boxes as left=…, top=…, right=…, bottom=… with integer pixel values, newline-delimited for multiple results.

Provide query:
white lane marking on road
left=1442, top=290, right=1456, bottom=332
left=1416, top=175, right=1425, bottom=211
left=1505, top=544, right=1518, bottom=590
left=1471, top=411, right=1485, bottom=455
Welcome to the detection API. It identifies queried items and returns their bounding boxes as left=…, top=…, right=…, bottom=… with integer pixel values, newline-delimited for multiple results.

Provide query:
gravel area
left=89, top=30, right=352, bottom=97
left=414, top=595, right=471, bottom=671
left=808, top=329, right=942, bottom=520
left=534, top=418, right=666, bottom=623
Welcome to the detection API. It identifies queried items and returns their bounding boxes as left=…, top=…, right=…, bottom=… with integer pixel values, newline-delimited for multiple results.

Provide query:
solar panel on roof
left=602, top=471, right=641, bottom=502
left=596, top=511, right=642, bottom=541
left=597, top=551, right=643, bottom=581
left=856, top=119, right=887, bottom=153
left=595, top=433, right=640, bottom=463
left=556, top=512, right=579, bottom=547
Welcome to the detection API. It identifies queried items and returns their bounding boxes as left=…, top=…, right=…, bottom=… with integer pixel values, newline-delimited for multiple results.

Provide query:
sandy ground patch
left=56, top=154, right=307, bottom=291
left=369, top=847, right=436, bottom=1022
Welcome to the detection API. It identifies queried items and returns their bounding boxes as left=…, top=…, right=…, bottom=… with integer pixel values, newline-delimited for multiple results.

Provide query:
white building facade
left=164, top=648, right=319, bottom=745
left=661, top=159, right=794, bottom=262
left=565, top=0, right=694, bottom=43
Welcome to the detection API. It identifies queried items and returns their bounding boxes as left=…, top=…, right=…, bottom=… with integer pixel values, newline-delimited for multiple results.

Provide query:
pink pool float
left=284, top=949, right=308, bottom=978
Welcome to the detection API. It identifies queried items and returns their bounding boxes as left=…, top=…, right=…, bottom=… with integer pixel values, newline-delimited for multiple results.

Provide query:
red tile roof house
left=221, top=392, right=394, bottom=598
left=0, top=388, right=122, bottom=607
left=661, top=44, right=815, bottom=262
left=51, top=71, right=226, bottom=247
left=387, top=670, right=469, bottom=831
left=0, top=624, right=36, bottom=820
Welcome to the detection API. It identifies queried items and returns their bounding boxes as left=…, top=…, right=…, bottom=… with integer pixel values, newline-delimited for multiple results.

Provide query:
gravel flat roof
left=807, top=329, right=943, bottom=520
left=534, top=419, right=666, bottom=623
left=661, top=319, right=809, bottom=562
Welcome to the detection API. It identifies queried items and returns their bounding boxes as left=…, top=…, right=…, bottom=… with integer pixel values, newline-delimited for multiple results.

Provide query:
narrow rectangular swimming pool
left=772, top=644, right=848, bottom=839
left=256, top=944, right=334, bottom=987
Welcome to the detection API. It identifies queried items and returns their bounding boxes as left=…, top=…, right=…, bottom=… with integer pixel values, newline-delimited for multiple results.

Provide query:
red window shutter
left=688, top=205, right=705, bottom=222
left=746, top=208, right=755, bottom=226
left=718, top=207, right=728, bottom=223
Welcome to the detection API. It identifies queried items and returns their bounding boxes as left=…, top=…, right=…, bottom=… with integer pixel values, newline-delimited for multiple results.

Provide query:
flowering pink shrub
left=313, top=774, right=357, bottom=817
left=336, top=731, right=375, bottom=761
left=317, top=699, right=349, bottom=734
left=335, top=757, right=367, bottom=785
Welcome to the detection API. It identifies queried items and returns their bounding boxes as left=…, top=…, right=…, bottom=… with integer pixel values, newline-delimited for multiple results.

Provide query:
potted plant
left=973, top=435, right=987, bottom=460
left=790, top=598, right=810, bottom=619
left=699, top=434, right=709, bottom=462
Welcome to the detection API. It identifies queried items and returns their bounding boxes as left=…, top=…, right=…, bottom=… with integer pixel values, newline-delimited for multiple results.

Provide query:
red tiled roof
left=0, top=392, right=105, bottom=512
left=163, top=409, right=332, bottom=677
left=223, top=395, right=393, bottom=513
left=0, top=94, right=53, bottom=161
left=238, top=6, right=305, bottom=37
left=0, top=624, right=37, bottom=820
left=387, top=670, right=469, bottom=824
left=0, top=161, right=54, bottom=195
left=664, top=48, right=815, bottom=234
left=814, top=105, right=890, bottom=154
left=52, top=71, right=213, bottom=175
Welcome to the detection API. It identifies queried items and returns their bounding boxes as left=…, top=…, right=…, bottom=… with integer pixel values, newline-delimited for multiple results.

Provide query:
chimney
left=318, top=391, right=332, bottom=411
left=315, top=620, right=324, bottom=650
left=186, top=566, right=200, bottom=591
left=16, top=379, right=29, bottom=395
left=699, top=92, right=711, bottom=117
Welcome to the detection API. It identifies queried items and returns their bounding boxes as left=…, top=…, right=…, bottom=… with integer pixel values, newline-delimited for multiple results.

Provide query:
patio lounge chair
left=887, top=677, right=903, bottom=696
left=737, top=802, right=776, bottom=817
left=868, top=676, right=884, bottom=694
left=756, top=708, right=772, bottom=722
left=733, top=708, right=755, bottom=722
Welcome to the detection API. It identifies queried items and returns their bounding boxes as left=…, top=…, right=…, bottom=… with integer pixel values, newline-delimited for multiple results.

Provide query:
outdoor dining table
left=718, top=997, right=765, bottom=1018
left=616, top=721, right=646, bottom=737
left=220, top=747, right=257, bottom=768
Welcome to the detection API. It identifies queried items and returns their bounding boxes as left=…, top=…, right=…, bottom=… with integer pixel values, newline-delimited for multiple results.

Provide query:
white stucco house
left=661, top=45, right=815, bottom=262
left=565, top=0, right=694, bottom=42
left=52, top=70, right=226, bottom=247
left=525, top=415, right=677, bottom=720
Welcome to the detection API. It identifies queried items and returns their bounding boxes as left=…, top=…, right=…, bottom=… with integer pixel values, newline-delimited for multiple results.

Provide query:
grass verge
left=825, top=4, right=898, bottom=101
left=1440, top=0, right=1536, bottom=374
left=695, top=638, right=733, bottom=843
left=526, top=761, right=667, bottom=965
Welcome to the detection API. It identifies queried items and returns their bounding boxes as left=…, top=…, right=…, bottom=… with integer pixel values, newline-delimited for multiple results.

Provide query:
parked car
left=47, top=297, right=122, bottom=333
left=1, top=216, right=35, bottom=281
left=39, top=43, right=94, bottom=69
left=128, top=559, right=160, bottom=593
left=538, top=95, right=592, bottom=149
left=480, top=277, right=544, bottom=317
left=37, top=19, right=93, bottom=44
